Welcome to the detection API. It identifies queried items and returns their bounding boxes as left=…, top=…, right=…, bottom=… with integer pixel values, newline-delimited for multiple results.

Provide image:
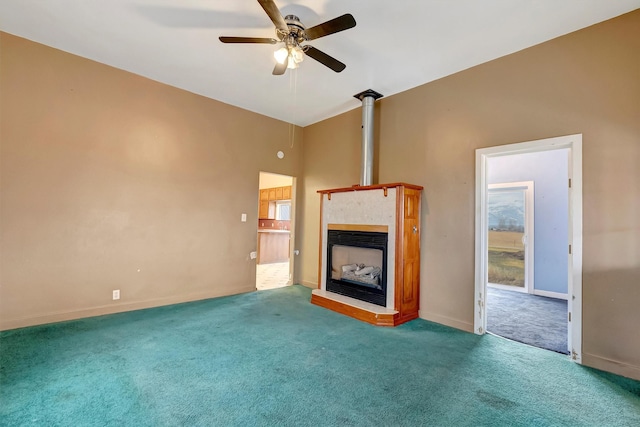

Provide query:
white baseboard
left=488, top=283, right=528, bottom=293
left=419, top=310, right=474, bottom=333
left=533, top=289, right=568, bottom=300
left=0, top=285, right=255, bottom=331
left=582, top=352, right=640, bottom=381
left=488, top=283, right=568, bottom=300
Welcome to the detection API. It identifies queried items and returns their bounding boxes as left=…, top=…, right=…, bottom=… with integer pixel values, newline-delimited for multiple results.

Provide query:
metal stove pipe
left=353, top=89, right=383, bottom=186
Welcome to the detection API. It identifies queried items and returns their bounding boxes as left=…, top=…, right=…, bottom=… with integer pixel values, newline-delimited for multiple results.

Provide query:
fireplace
left=310, top=183, right=423, bottom=326
left=326, top=228, right=388, bottom=306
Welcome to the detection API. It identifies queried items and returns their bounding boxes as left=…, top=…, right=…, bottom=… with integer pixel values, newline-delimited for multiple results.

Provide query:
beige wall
left=0, top=32, right=303, bottom=330
left=259, top=172, right=293, bottom=189
left=299, top=10, right=640, bottom=379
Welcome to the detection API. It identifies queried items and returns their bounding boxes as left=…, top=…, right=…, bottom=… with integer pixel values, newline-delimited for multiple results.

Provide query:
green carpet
left=1, top=285, right=639, bottom=426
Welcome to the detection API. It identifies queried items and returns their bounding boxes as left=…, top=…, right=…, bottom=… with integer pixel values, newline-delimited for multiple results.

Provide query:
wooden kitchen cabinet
left=283, top=186, right=291, bottom=199
left=259, top=200, right=270, bottom=219
left=259, top=201, right=276, bottom=219
left=258, top=186, right=293, bottom=219
left=260, top=186, right=292, bottom=202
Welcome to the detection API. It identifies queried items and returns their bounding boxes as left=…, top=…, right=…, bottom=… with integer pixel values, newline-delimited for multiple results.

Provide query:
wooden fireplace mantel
left=311, top=183, right=422, bottom=327
left=317, top=182, right=423, bottom=200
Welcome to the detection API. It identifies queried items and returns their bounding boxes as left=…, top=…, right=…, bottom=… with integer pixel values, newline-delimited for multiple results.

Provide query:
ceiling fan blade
left=305, top=46, right=346, bottom=72
left=219, top=36, right=277, bottom=44
left=273, top=61, right=287, bottom=76
left=257, top=0, right=288, bottom=33
left=305, top=14, right=356, bottom=40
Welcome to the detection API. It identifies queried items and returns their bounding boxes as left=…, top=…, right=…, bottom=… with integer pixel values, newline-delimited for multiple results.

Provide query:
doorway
left=256, top=172, right=295, bottom=291
left=475, top=134, right=583, bottom=362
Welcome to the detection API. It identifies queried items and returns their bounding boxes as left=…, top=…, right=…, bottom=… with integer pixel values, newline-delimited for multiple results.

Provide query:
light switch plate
left=241, top=213, right=247, bottom=222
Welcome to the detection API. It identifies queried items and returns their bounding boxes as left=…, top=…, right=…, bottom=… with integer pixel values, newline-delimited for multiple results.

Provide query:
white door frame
left=487, top=181, right=534, bottom=294
left=288, top=177, right=297, bottom=285
left=474, top=134, right=583, bottom=362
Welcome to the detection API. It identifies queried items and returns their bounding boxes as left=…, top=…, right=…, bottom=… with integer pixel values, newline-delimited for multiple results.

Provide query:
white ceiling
left=1, top=1, right=639, bottom=126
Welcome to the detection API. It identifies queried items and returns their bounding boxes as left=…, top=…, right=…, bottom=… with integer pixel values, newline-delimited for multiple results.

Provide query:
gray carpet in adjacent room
left=486, top=286, right=568, bottom=354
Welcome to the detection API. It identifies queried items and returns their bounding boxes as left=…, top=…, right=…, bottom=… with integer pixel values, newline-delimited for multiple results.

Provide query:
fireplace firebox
left=326, top=229, right=388, bottom=306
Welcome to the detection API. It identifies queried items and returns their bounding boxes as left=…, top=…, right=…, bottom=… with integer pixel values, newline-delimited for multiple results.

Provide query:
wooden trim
left=317, top=182, right=423, bottom=195
left=311, top=293, right=396, bottom=326
left=317, top=194, right=324, bottom=289
left=413, top=188, right=422, bottom=319
left=394, top=186, right=405, bottom=314
left=327, top=224, right=388, bottom=233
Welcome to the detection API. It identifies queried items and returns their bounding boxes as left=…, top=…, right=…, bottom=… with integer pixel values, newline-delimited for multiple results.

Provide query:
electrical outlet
left=112, top=289, right=120, bottom=300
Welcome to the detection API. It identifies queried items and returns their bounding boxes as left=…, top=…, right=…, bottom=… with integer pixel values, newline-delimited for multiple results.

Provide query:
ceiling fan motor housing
left=278, top=15, right=307, bottom=43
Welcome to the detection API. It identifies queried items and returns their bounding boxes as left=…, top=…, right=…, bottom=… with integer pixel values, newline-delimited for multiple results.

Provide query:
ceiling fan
left=219, top=0, right=356, bottom=75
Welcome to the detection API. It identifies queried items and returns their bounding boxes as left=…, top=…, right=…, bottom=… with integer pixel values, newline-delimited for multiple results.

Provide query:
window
left=275, top=201, right=291, bottom=220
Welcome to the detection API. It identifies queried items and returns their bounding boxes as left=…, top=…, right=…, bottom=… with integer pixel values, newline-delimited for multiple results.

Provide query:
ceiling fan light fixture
left=287, top=56, right=299, bottom=69
left=274, top=47, right=288, bottom=64
left=291, top=46, right=304, bottom=64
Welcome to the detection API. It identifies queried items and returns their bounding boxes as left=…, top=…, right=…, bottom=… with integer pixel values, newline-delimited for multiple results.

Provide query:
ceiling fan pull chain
left=289, top=69, right=298, bottom=148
